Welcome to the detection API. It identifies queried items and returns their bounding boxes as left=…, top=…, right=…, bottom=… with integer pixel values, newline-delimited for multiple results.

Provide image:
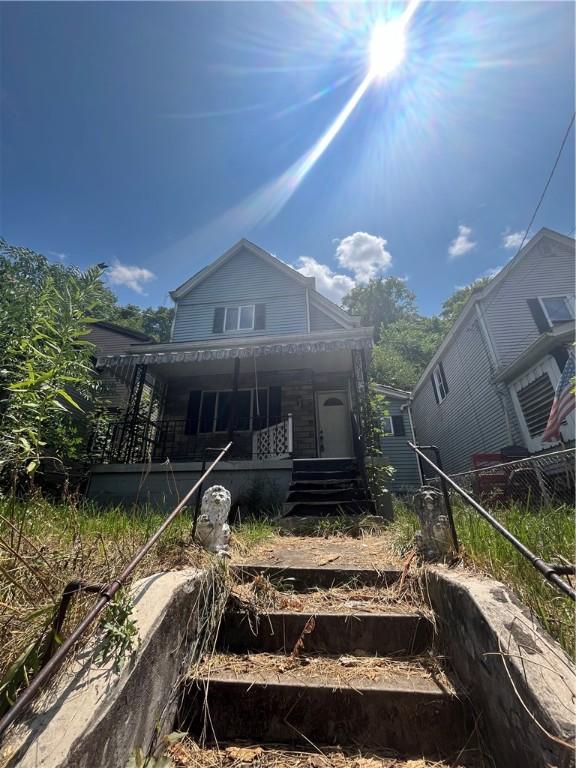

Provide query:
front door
left=316, top=391, right=353, bottom=458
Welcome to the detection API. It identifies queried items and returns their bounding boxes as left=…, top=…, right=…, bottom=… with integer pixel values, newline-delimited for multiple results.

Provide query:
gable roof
left=92, top=321, right=154, bottom=342
left=412, top=227, right=576, bottom=396
left=170, top=239, right=314, bottom=300
left=169, top=238, right=359, bottom=328
left=372, top=383, right=412, bottom=400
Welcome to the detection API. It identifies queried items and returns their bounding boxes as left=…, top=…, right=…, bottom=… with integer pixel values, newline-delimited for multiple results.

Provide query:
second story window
left=539, top=296, right=574, bottom=326
left=431, top=362, right=449, bottom=403
left=213, top=303, right=266, bottom=333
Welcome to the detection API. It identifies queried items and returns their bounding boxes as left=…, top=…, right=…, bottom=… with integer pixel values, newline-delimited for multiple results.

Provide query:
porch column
left=122, top=363, right=147, bottom=462
left=227, top=357, right=241, bottom=444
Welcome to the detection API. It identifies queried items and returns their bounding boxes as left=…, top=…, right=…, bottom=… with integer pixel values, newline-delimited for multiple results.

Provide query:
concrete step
left=293, top=458, right=357, bottom=472
left=181, top=662, right=471, bottom=757
left=285, top=487, right=366, bottom=503
left=289, top=478, right=360, bottom=490
left=292, top=470, right=358, bottom=482
left=218, top=610, right=433, bottom=655
left=283, top=500, right=375, bottom=517
left=230, top=564, right=402, bottom=590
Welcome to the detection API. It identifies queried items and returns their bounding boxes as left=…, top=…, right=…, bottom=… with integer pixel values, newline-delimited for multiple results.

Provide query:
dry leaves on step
left=354, top=759, right=385, bottom=768
left=290, top=615, right=316, bottom=659
left=224, top=746, right=264, bottom=762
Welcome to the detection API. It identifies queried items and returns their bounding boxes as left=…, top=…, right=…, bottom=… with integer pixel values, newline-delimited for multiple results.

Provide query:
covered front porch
left=92, top=328, right=373, bottom=466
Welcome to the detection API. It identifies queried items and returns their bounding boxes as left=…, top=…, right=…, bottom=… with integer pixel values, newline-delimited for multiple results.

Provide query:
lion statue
left=195, top=485, right=232, bottom=555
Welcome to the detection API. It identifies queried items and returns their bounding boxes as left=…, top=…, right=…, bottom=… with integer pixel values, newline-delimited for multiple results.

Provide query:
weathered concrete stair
left=283, top=458, right=375, bottom=518
left=179, top=564, right=473, bottom=761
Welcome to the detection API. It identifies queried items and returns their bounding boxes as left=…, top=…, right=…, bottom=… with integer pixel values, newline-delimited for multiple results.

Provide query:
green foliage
left=0, top=241, right=111, bottom=479
left=233, top=518, right=278, bottom=550
left=440, top=277, right=490, bottom=326
left=95, top=589, right=140, bottom=672
left=126, top=746, right=174, bottom=768
left=390, top=497, right=575, bottom=657
left=341, top=277, right=417, bottom=339
left=371, top=315, right=447, bottom=391
left=110, top=304, right=174, bottom=343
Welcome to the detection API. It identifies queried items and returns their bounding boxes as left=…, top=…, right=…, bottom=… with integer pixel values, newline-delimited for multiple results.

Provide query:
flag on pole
left=542, top=350, right=575, bottom=443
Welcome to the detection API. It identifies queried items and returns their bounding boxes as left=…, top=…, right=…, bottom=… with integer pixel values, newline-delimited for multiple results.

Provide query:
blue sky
left=1, top=1, right=574, bottom=315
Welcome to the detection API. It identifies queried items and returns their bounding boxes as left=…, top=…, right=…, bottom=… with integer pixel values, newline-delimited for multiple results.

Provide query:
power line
left=514, top=111, right=575, bottom=256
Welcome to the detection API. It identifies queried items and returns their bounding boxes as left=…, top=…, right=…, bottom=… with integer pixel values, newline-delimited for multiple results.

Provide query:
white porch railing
left=252, top=414, right=293, bottom=460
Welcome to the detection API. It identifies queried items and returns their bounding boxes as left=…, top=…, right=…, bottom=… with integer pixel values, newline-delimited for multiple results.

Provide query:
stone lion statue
left=413, top=486, right=454, bottom=562
left=195, top=485, right=232, bottom=555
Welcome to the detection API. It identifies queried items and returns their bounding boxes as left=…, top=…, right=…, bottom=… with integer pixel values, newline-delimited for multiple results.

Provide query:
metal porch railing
left=408, top=442, right=576, bottom=601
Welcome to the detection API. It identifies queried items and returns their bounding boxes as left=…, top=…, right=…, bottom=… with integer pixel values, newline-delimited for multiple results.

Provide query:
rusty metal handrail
left=0, top=441, right=232, bottom=739
left=408, top=442, right=576, bottom=602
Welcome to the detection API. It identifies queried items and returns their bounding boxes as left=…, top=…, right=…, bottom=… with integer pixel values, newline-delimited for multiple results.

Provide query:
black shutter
left=254, top=303, right=266, bottom=330
left=439, top=361, right=449, bottom=395
left=269, top=385, right=282, bottom=425
left=391, top=415, right=405, bottom=436
left=527, top=298, right=551, bottom=333
left=212, top=307, right=225, bottom=333
left=551, top=345, right=569, bottom=372
left=185, top=390, right=202, bottom=435
left=431, top=373, right=439, bottom=404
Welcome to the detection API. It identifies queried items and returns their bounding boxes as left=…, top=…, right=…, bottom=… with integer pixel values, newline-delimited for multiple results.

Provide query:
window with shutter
left=391, top=415, right=406, bottom=436
left=432, top=363, right=448, bottom=402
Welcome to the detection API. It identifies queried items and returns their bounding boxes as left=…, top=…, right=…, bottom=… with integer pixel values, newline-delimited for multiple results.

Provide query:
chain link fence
left=422, top=448, right=575, bottom=508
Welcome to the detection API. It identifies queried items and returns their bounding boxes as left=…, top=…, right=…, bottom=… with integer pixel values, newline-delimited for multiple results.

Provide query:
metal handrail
left=0, top=442, right=232, bottom=739
left=408, top=442, right=576, bottom=602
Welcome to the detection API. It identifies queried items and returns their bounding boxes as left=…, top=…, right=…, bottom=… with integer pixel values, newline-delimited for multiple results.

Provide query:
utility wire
left=478, top=111, right=576, bottom=319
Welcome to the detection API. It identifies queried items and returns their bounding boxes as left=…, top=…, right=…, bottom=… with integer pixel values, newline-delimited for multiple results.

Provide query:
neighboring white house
left=411, top=228, right=575, bottom=473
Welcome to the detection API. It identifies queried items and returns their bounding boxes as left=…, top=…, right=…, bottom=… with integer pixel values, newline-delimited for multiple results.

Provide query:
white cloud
left=295, top=256, right=355, bottom=303
left=448, top=225, right=476, bottom=259
left=335, top=232, right=392, bottom=283
left=48, top=250, right=68, bottom=262
left=107, top=261, right=155, bottom=294
left=501, top=229, right=526, bottom=249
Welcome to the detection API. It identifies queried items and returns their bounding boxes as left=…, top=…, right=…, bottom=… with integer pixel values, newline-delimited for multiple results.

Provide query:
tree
left=109, top=303, right=174, bottom=342
left=440, top=277, right=490, bottom=326
left=371, top=315, right=447, bottom=391
left=0, top=241, right=109, bottom=479
left=341, top=278, right=417, bottom=339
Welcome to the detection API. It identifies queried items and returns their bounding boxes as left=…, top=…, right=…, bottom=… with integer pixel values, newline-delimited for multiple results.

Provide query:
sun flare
left=369, top=19, right=406, bottom=79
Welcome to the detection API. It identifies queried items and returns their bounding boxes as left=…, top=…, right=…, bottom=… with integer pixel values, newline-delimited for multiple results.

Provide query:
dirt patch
left=233, top=533, right=404, bottom=570
left=166, top=738, right=482, bottom=767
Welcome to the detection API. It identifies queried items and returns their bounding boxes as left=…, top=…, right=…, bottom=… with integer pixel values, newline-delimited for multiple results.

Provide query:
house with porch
left=87, top=240, right=376, bottom=516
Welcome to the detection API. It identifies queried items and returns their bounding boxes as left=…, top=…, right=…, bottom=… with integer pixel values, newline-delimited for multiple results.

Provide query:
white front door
left=316, top=390, right=353, bottom=458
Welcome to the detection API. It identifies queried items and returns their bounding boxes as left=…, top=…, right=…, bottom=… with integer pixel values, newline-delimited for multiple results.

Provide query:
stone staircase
left=178, top=563, right=477, bottom=764
left=282, top=458, right=375, bottom=518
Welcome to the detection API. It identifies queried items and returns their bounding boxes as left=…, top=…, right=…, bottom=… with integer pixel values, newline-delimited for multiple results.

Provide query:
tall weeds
left=0, top=495, right=208, bottom=714
left=390, top=497, right=575, bottom=658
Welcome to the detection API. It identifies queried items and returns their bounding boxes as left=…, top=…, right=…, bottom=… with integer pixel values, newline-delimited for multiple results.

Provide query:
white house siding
left=481, top=235, right=576, bottom=366
left=411, top=317, right=519, bottom=474
left=172, top=246, right=309, bottom=342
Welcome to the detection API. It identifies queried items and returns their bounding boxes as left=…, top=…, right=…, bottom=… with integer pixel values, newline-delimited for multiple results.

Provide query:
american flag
left=542, top=350, right=575, bottom=443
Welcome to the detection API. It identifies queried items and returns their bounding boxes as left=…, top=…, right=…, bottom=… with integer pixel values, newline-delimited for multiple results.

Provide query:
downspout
left=401, top=400, right=424, bottom=485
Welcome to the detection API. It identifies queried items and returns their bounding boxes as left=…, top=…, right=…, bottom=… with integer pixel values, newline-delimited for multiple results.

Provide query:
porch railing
left=252, top=414, right=293, bottom=460
left=90, top=416, right=293, bottom=464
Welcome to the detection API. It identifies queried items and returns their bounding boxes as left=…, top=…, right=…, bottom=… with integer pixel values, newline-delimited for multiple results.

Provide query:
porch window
left=194, top=388, right=271, bottom=433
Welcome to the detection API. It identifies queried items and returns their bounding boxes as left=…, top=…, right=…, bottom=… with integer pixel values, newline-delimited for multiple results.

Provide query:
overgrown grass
left=390, top=497, right=575, bottom=658
left=232, top=518, right=278, bottom=552
left=0, top=495, right=210, bottom=714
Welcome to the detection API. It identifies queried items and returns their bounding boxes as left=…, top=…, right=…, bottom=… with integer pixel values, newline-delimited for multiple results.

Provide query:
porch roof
left=96, top=327, right=373, bottom=371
